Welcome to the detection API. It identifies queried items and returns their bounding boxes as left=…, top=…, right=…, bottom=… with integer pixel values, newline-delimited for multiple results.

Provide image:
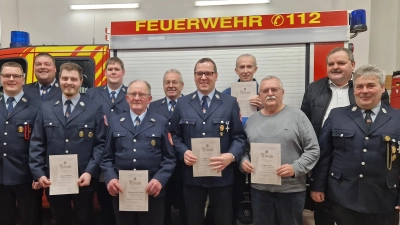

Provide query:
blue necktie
left=111, top=91, right=116, bottom=104
left=365, top=110, right=373, bottom=131
left=7, top=97, right=15, bottom=116
left=65, top=100, right=72, bottom=121
left=170, top=100, right=176, bottom=115
left=41, top=85, right=51, bottom=100
left=202, top=96, right=208, bottom=114
left=134, top=116, right=141, bottom=131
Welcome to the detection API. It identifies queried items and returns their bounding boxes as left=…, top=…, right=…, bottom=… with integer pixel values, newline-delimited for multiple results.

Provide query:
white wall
left=0, top=0, right=398, bottom=73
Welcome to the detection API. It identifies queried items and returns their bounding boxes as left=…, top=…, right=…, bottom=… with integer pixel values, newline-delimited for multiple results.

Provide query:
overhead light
left=194, top=0, right=270, bottom=6
left=70, top=3, right=139, bottom=10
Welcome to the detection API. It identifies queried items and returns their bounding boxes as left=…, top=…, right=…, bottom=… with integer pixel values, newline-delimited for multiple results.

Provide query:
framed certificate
left=49, top=154, right=79, bottom=195
left=191, top=138, right=221, bottom=177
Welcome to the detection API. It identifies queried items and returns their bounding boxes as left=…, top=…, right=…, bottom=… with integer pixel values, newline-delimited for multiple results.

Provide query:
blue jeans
left=251, top=188, right=305, bottom=225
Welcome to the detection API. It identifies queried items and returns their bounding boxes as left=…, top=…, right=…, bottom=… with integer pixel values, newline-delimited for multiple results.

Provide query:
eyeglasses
left=259, top=87, right=283, bottom=94
left=1, top=74, right=24, bottom=80
left=164, top=81, right=181, bottom=86
left=126, top=92, right=150, bottom=98
left=194, top=71, right=215, bottom=78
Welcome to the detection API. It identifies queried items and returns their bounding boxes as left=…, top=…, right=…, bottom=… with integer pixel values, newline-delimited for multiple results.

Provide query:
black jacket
left=300, top=77, right=390, bottom=137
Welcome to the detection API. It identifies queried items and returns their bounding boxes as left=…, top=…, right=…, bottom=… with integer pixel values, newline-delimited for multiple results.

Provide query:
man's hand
left=32, top=180, right=42, bottom=190
left=277, top=164, right=295, bottom=177
left=146, top=179, right=162, bottom=197
left=395, top=206, right=400, bottom=211
left=249, top=95, right=263, bottom=110
left=77, top=172, right=92, bottom=187
left=311, top=191, right=325, bottom=202
left=107, top=179, right=123, bottom=196
left=241, top=160, right=254, bottom=173
left=38, top=176, right=51, bottom=188
left=184, top=150, right=197, bottom=166
left=209, top=153, right=233, bottom=172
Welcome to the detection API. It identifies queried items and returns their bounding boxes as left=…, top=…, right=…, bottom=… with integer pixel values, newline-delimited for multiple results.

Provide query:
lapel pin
left=120, top=118, right=125, bottom=122
left=88, top=132, right=93, bottom=138
left=352, top=106, right=357, bottom=111
left=192, top=94, right=196, bottom=99
left=55, top=101, right=60, bottom=105
left=382, top=108, right=387, bottom=113
left=151, top=139, right=156, bottom=146
left=55, top=83, right=59, bottom=87
left=22, top=98, right=27, bottom=102
left=80, top=102, right=85, bottom=106
left=18, top=126, right=24, bottom=133
left=215, top=94, right=220, bottom=99
left=151, top=118, right=155, bottom=122
left=79, top=131, right=84, bottom=138
left=162, top=100, right=165, bottom=104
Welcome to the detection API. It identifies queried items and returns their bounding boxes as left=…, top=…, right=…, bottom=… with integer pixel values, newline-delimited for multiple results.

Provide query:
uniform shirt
left=3, top=91, right=24, bottom=108
left=108, top=85, right=122, bottom=98
left=165, top=97, right=179, bottom=112
left=38, top=79, right=57, bottom=96
left=361, top=103, right=381, bottom=122
left=129, top=109, right=147, bottom=125
left=62, top=94, right=80, bottom=114
left=197, top=89, right=215, bottom=108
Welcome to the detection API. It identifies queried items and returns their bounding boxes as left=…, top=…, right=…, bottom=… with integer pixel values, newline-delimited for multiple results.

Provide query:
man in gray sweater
left=240, top=76, right=320, bottom=225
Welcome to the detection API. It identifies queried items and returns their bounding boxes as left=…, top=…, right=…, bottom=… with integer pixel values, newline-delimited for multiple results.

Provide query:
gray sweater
left=241, top=105, right=320, bottom=193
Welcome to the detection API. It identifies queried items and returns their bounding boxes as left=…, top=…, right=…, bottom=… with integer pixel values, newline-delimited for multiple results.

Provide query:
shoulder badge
left=80, top=102, right=85, bottom=106
left=352, top=106, right=357, bottom=111
left=382, top=108, right=387, bottom=114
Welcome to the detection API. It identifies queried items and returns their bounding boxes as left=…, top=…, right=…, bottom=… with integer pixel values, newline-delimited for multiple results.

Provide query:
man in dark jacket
left=301, top=47, right=389, bottom=225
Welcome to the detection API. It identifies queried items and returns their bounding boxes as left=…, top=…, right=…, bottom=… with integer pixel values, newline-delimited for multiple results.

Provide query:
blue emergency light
left=350, top=9, right=367, bottom=33
left=10, top=31, right=30, bottom=48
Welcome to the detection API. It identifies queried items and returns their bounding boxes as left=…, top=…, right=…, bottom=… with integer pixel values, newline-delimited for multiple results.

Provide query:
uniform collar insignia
left=192, top=94, right=196, bottom=99
left=120, top=118, right=125, bottom=122
left=215, top=94, right=220, bottom=99
left=55, top=83, right=59, bottom=88
left=352, top=106, right=357, bottom=112
left=103, top=86, right=107, bottom=90
left=55, top=101, right=60, bottom=105
left=382, top=108, right=387, bottom=114
left=122, top=88, right=126, bottom=92
left=0, top=97, right=2, bottom=101
left=151, top=118, right=155, bottom=122
left=80, top=102, right=85, bottom=106
left=162, top=100, right=165, bottom=104
left=22, top=98, right=27, bottom=102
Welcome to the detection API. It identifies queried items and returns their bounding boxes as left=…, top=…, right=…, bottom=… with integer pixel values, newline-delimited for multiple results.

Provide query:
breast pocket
left=15, top=120, right=34, bottom=139
left=212, top=118, right=229, bottom=138
left=144, top=132, right=162, bottom=154
left=44, top=120, right=59, bottom=141
left=113, top=131, right=128, bottom=152
left=77, top=122, right=95, bottom=141
left=179, top=119, right=196, bottom=137
left=332, top=129, right=355, bottom=154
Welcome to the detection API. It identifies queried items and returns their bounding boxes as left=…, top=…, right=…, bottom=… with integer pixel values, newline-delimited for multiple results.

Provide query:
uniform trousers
left=332, top=200, right=399, bottom=225
left=0, top=183, right=39, bottom=225
left=97, top=181, right=116, bottom=225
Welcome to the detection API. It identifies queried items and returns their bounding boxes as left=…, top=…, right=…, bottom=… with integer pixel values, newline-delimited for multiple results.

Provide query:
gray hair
left=353, top=64, right=385, bottom=86
left=236, top=54, right=257, bottom=67
left=127, top=80, right=152, bottom=95
left=163, top=69, right=184, bottom=83
left=326, top=47, right=355, bottom=64
left=259, top=76, right=284, bottom=92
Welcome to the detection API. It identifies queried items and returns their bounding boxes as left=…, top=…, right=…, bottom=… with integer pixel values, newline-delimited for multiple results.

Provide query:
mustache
left=266, top=96, right=277, bottom=100
left=331, top=69, right=342, bottom=73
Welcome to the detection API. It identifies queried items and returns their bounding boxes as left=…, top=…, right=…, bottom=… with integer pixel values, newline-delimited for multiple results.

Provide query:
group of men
left=0, top=46, right=399, bottom=225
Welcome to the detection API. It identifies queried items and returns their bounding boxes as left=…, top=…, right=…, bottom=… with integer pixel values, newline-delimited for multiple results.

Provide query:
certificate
left=231, top=81, right=257, bottom=117
left=250, top=143, right=281, bottom=185
left=49, top=154, right=79, bottom=195
left=119, top=170, right=148, bottom=211
left=191, top=138, right=221, bottom=177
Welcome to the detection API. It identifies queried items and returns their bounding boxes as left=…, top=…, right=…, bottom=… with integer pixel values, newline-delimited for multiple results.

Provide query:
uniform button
left=169, top=122, right=171, bottom=125
left=186, top=121, right=188, bottom=124
left=133, top=139, right=136, bottom=142
left=133, top=149, right=136, bottom=152
left=5, top=121, right=8, bottom=124
left=203, top=122, right=206, bottom=124
left=49, top=122, right=52, bottom=125
left=361, top=162, right=365, bottom=165
left=85, top=125, right=88, bottom=128
left=133, top=168, right=136, bottom=171
left=152, top=134, right=155, bottom=137
left=395, top=184, right=397, bottom=188
left=111, top=109, right=114, bottom=112
left=24, top=122, right=27, bottom=125
left=133, top=159, right=136, bottom=162
left=363, top=149, right=367, bottom=152
left=4, top=132, right=7, bottom=135
left=3, top=153, right=6, bottom=156
left=340, top=134, right=343, bottom=137
left=331, top=173, right=334, bottom=176
left=202, top=133, right=205, bottom=136
left=365, top=137, right=369, bottom=140
left=65, top=139, right=69, bottom=142
left=221, top=121, right=224, bottom=123
left=65, top=150, right=69, bottom=153
left=3, top=143, right=6, bottom=146
left=359, top=174, right=363, bottom=178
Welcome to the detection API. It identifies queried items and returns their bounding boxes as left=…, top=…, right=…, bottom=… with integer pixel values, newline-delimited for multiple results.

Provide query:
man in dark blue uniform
left=311, top=64, right=400, bottom=225
left=170, top=58, right=246, bottom=225
left=0, top=62, right=41, bottom=225
left=101, top=80, right=176, bottom=225
left=29, top=62, right=106, bottom=225
left=148, top=68, right=185, bottom=225
left=86, top=56, right=129, bottom=225
left=23, top=52, right=62, bottom=101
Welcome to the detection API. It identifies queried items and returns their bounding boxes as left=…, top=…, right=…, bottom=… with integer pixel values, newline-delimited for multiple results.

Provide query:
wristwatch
left=230, top=153, right=236, bottom=162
